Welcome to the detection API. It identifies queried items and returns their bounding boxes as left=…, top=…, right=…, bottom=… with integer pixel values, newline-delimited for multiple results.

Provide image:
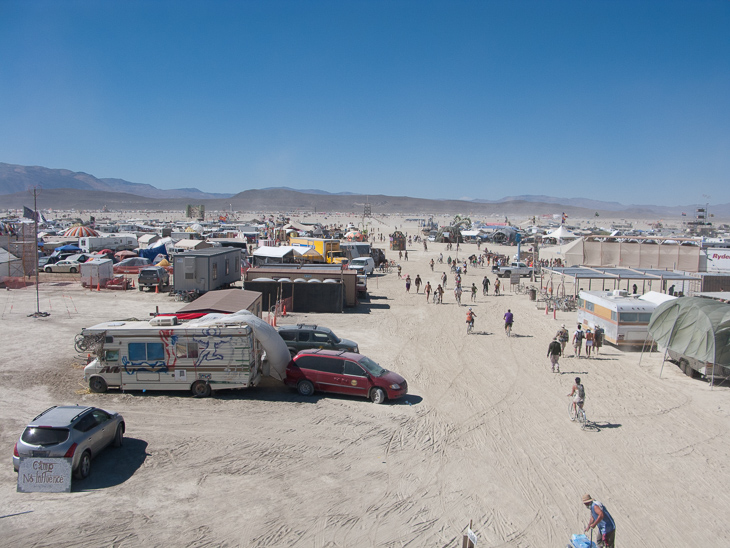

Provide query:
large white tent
left=545, top=226, right=578, bottom=240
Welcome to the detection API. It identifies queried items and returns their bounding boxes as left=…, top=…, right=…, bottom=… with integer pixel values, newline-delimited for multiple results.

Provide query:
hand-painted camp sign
left=17, top=457, right=72, bottom=493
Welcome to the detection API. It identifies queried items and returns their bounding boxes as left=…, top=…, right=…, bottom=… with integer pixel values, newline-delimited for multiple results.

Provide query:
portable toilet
left=80, top=258, right=114, bottom=288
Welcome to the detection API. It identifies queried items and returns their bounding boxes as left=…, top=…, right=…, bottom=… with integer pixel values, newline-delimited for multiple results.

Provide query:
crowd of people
left=386, top=232, right=616, bottom=546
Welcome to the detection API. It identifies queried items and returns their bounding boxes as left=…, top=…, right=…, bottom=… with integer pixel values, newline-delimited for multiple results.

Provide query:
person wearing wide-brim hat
left=556, top=324, right=569, bottom=354
left=583, top=494, right=616, bottom=547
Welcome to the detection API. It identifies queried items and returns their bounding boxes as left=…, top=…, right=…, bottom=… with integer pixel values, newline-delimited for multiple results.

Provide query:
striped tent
left=63, top=225, right=99, bottom=238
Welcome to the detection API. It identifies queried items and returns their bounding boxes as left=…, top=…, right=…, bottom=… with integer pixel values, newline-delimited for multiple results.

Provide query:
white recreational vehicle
left=79, top=235, right=138, bottom=253
left=576, top=290, right=673, bottom=346
left=80, top=310, right=290, bottom=397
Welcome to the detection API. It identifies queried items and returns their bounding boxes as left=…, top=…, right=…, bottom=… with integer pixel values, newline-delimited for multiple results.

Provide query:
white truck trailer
left=80, top=310, right=290, bottom=397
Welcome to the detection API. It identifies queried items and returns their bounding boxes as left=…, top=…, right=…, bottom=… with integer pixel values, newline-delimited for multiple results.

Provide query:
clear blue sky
left=1, top=0, right=728, bottom=207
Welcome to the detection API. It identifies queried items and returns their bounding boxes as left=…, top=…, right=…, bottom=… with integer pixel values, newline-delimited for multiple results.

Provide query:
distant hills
left=0, top=163, right=233, bottom=200
left=1, top=162, right=728, bottom=219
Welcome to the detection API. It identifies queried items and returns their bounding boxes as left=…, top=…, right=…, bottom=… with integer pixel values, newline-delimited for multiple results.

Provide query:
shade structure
left=63, top=225, right=99, bottom=238
left=648, top=297, right=730, bottom=367
left=545, top=226, right=577, bottom=240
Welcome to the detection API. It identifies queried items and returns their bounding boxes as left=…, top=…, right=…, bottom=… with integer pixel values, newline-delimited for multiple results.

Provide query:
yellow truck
left=289, top=237, right=347, bottom=264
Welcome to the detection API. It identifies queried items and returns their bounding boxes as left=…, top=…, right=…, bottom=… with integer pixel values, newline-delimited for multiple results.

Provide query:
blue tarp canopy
left=53, top=244, right=81, bottom=253
left=137, top=243, right=168, bottom=262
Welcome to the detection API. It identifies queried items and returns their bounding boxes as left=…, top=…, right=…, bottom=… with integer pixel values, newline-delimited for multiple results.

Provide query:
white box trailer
left=79, top=235, right=138, bottom=253
left=80, top=258, right=114, bottom=288
left=80, top=311, right=291, bottom=397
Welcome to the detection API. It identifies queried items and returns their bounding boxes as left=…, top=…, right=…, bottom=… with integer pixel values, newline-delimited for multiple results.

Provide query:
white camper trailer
left=80, top=311, right=290, bottom=397
left=576, top=290, right=668, bottom=346
left=79, top=235, right=138, bottom=253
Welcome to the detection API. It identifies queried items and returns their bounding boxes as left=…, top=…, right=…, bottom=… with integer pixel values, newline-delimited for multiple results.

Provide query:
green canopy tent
left=647, top=297, right=730, bottom=386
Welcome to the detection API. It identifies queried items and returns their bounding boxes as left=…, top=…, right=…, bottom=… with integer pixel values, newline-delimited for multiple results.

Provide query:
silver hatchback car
left=13, top=406, right=125, bottom=480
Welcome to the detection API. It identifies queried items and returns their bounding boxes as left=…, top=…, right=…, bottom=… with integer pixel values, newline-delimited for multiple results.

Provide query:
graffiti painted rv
left=80, top=311, right=290, bottom=397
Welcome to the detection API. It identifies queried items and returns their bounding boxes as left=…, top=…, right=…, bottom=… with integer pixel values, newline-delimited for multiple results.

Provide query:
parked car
left=278, top=324, right=359, bottom=357
left=138, top=265, right=170, bottom=291
left=38, top=256, right=53, bottom=269
left=44, top=259, right=81, bottom=273
left=64, top=253, right=91, bottom=264
left=113, top=257, right=152, bottom=274
left=285, top=349, right=408, bottom=404
left=48, top=251, right=76, bottom=262
left=13, top=405, right=125, bottom=480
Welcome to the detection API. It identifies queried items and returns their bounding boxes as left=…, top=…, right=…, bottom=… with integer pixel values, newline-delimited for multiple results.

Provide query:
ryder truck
left=289, top=237, right=347, bottom=264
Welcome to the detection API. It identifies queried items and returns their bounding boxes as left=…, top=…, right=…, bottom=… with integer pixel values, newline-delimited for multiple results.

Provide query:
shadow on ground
left=74, top=437, right=148, bottom=491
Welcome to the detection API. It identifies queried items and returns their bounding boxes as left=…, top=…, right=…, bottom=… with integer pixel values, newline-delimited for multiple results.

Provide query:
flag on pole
left=23, top=206, right=39, bottom=221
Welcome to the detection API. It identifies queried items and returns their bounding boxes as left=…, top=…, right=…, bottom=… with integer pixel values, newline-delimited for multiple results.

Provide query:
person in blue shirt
left=583, top=494, right=616, bottom=547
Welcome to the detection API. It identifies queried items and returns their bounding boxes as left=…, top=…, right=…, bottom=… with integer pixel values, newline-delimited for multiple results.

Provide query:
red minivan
left=285, top=349, right=408, bottom=404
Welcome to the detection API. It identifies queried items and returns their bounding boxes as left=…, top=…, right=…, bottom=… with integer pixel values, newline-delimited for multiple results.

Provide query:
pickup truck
left=492, top=262, right=534, bottom=278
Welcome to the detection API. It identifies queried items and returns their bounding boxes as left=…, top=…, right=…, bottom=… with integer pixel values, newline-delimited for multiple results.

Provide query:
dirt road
left=1, top=233, right=729, bottom=547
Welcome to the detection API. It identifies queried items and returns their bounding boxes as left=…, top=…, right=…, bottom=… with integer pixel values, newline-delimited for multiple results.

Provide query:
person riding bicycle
left=503, top=309, right=514, bottom=334
left=568, top=377, right=585, bottom=417
left=466, top=307, right=477, bottom=332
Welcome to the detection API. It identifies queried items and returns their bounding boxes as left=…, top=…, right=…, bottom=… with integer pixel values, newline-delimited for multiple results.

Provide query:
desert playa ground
left=1, top=216, right=729, bottom=547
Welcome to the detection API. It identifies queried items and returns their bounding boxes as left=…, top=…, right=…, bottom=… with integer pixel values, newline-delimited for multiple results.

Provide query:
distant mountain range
left=0, top=163, right=233, bottom=200
left=1, top=162, right=728, bottom=219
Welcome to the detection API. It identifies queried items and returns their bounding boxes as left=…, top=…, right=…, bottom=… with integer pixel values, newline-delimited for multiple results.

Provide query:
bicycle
left=568, top=400, right=587, bottom=429
left=74, top=333, right=89, bottom=353
left=467, top=320, right=474, bottom=334
left=505, top=322, right=512, bottom=337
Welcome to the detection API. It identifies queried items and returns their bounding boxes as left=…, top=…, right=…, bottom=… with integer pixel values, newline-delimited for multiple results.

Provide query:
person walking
left=424, top=282, right=432, bottom=302
left=582, top=494, right=616, bottom=548
left=442, top=271, right=447, bottom=288
left=556, top=324, right=570, bottom=355
left=404, top=250, right=409, bottom=261
left=547, top=337, right=562, bottom=373
left=405, top=275, right=411, bottom=293
left=430, top=258, right=434, bottom=271
left=414, top=275, right=422, bottom=293
left=585, top=328, right=595, bottom=358
left=471, top=283, right=478, bottom=302
left=436, top=284, right=444, bottom=304
left=494, top=278, right=501, bottom=296
left=482, top=275, right=490, bottom=296
left=573, top=325, right=584, bottom=358
left=454, top=284, right=463, bottom=306
left=594, top=326, right=604, bottom=354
